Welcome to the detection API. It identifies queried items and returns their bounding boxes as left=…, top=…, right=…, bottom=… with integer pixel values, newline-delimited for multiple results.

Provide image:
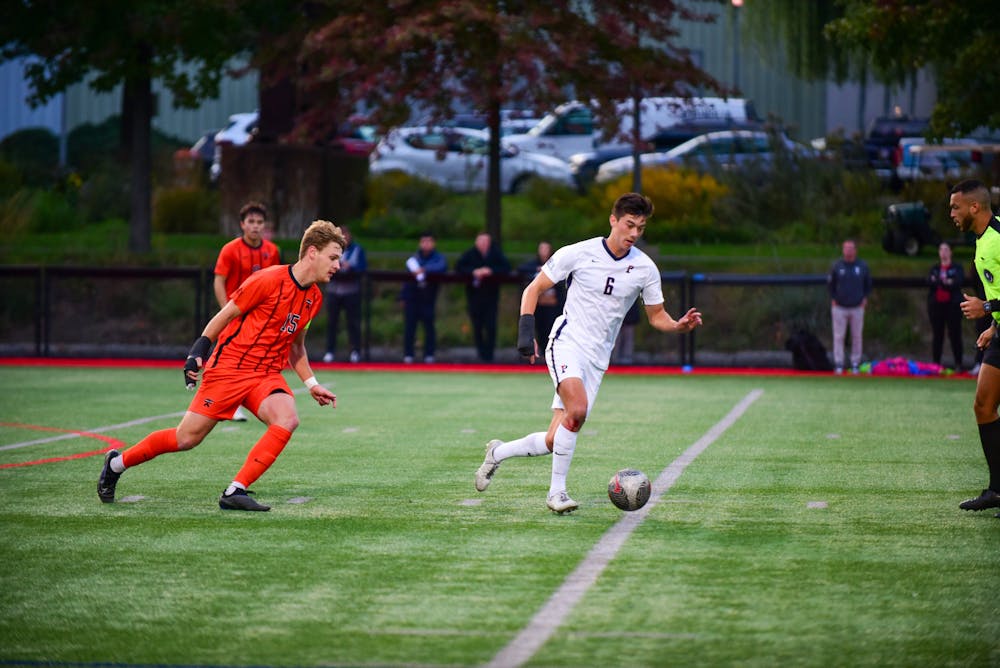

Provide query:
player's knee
left=272, top=414, right=300, bottom=432
left=562, top=412, right=586, bottom=432
left=973, top=396, right=997, bottom=422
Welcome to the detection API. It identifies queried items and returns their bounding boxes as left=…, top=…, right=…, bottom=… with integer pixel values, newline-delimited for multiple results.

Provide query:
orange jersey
left=208, top=265, right=323, bottom=374
left=214, top=237, right=282, bottom=299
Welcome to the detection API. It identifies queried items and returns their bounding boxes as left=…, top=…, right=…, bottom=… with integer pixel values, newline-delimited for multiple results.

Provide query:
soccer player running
left=214, top=201, right=282, bottom=421
left=98, top=220, right=343, bottom=511
left=954, top=180, right=1000, bottom=516
left=474, top=193, right=703, bottom=513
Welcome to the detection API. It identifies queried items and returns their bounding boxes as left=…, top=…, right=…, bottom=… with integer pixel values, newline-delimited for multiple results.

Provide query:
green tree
left=825, top=0, right=1000, bottom=137
left=296, top=0, right=720, bottom=246
left=0, top=1, right=269, bottom=252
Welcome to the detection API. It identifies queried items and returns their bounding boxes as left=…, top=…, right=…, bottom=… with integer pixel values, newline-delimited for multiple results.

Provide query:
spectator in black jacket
left=456, top=232, right=511, bottom=362
left=927, top=241, right=965, bottom=370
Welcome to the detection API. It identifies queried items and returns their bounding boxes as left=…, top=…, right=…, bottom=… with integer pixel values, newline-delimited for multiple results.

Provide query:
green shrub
left=153, top=186, right=219, bottom=234
left=0, top=189, right=84, bottom=233
left=0, top=157, right=23, bottom=199
left=77, top=161, right=130, bottom=223
left=0, top=127, right=60, bottom=188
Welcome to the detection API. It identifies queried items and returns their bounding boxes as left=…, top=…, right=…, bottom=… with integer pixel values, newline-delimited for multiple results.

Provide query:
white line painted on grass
left=0, top=412, right=186, bottom=451
left=484, top=389, right=764, bottom=668
left=0, top=387, right=319, bottom=452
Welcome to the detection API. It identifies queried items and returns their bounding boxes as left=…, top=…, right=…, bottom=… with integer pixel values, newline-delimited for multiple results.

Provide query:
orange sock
left=122, top=429, right=180, bottom=468
left=233, top=425, right=293, bottom=488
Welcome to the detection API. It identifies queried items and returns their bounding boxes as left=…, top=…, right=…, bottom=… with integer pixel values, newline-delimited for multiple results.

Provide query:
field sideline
left=0, top=361, right=996, bottom=667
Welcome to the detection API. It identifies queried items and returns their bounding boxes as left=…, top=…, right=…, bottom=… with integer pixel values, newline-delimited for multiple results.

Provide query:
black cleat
left=959, top=488, right=1000, bottom=511
left=98, top=449, right=121, bottom=503
left=219, top=488, right=271, bottom=511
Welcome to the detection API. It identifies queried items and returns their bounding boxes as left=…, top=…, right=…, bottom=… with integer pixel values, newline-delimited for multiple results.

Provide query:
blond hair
left=299, top=220, right=347, bottom=259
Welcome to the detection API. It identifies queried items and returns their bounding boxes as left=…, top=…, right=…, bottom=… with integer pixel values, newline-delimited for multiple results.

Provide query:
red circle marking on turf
left=0, top=422, right=126, bottom=469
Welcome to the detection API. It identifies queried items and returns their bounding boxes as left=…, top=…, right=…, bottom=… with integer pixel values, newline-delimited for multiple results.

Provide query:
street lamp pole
left=731, top=0, right=743, bottom=91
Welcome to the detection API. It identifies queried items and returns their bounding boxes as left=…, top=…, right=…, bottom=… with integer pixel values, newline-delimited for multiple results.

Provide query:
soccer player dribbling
left=474, top=192, right=703, bottom=514
left=98, top=220, right=344, bottom=511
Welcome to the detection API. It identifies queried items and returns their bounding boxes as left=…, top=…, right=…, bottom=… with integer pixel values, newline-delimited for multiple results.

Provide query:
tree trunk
left=486, top=98, right=503, bottom=247
left=630, top=95, right=643, bottom=194
left=125, top=46, right=153, bottom=254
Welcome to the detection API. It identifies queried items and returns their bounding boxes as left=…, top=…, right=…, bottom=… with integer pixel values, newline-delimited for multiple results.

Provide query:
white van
left=504, top=97, right=757, bottom=161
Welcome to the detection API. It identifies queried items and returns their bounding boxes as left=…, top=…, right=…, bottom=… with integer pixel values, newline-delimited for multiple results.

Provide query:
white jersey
left=542, top=237, right=664, bottom=370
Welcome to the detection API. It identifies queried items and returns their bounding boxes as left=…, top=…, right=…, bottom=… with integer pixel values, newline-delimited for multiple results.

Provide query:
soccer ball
left=608, top=468, right=652, bottom=511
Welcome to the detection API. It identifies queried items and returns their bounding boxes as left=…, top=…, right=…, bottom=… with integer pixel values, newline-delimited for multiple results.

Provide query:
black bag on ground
left=785, top=329, right=833, bottom=371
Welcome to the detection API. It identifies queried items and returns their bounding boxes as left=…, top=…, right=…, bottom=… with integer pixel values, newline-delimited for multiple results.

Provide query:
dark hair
left=612, top=192, right=654, bottom=219
left=418, top=230, right=434, bottom=239
left=239, top=201, right=268, bottom=222
left=951, top=179, right=992, bottom=210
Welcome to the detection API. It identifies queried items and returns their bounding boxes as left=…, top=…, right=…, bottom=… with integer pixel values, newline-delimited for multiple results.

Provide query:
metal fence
left=0, top=265, right=981, bottom=368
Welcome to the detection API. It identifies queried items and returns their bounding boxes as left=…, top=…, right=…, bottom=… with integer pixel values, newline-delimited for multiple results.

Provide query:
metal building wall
left=0, top=58, right=64, bottom=140
left=64, top=61, right=258, bottom=143
left=675, top=4, right=827, bottom=142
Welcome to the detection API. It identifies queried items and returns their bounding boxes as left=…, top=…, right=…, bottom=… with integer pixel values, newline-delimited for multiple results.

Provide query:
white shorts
left=545, top=337, right=605, bottom=415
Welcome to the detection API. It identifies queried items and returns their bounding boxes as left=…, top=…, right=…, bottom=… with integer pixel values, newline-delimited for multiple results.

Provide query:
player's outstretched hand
left=676, top=308, right=703, bottom=333
left=310, top=385, right=337, bottom=408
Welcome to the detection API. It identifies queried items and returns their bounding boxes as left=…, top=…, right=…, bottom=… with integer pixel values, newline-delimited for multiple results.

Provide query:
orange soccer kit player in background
left=214, top=201, right=282, bottom=421
left=97, top=220, right=344, bottom=511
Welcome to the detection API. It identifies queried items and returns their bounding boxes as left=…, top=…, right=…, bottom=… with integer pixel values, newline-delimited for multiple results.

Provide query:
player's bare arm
left=289, top=329, right=336, bottom=408
left=184, top=300, right=243, bottom=388
left=212, top=274, right=229, bottom=310
left=518, top=272, right=556, bottom=363
left=645, top=303, right=703, bottom=334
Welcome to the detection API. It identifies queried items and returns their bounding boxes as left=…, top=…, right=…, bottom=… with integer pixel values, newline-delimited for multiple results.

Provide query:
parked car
left=894, top=137, right=980, bottom=181
left=369, top=126, right=575, bottom=193
left=505, top=96, right=758, bottom=161
left=568, top=119, right=763, bottom=190
left=172, top=129, right=217, bottom=175
left=416, top=110, right=543, bottom=136
left=210, top=111, right=258, bottom=181
left=328, top=115, right=379, bottom=156
left=594, top=130, right=811, bottom=183
left=863, top=114, right=929, bottom=182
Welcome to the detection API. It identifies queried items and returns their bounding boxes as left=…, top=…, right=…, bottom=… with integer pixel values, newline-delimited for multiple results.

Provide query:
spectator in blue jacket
left=402, top=232, right=448, bottom=363
left=828, top=238, right=872, bottom=374
left=324, top=225, right=367, bottom=363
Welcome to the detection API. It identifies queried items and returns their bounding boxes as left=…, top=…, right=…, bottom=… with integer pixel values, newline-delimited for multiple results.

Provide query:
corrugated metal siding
left=675, top=5, right=826, bottom=141
left=0, top=59, right=64, bottom=139
left=64, top=61, right=258, bottom=143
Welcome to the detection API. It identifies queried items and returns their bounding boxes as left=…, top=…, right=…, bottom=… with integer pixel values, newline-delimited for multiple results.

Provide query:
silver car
left=369, top=126, right=574, bottom=193
left=595, top=130, right=813, bottom=183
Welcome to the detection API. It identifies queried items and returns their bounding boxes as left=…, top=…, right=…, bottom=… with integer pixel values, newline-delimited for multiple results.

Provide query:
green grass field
left=0, top=365, right=997, bottom=667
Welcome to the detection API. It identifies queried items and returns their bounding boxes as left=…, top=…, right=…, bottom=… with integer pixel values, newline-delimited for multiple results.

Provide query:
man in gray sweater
left=828, top=239, right=872, bottom=374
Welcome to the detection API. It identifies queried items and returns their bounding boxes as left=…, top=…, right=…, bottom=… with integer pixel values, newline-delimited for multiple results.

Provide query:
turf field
left=0, top=363, right=997, bottom=667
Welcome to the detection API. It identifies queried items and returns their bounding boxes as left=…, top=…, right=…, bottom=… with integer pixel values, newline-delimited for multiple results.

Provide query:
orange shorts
left=188, top=369, right=292, bottom=421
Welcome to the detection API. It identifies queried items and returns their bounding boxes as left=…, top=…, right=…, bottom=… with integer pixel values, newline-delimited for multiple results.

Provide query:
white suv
left=210, top=111, right=258, bottom=182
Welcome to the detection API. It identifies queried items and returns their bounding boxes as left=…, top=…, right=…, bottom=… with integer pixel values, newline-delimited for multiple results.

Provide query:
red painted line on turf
left=0, top=422, right=125, bottom=468
left=0, top=356, right=973, bottom=378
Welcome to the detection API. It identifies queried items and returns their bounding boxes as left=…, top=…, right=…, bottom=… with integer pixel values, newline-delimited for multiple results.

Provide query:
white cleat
left=547, top=491, right=579, bottom=515
left=474, top=439, right=502, bottom=492
left=232, top=406, right=249, bottom=422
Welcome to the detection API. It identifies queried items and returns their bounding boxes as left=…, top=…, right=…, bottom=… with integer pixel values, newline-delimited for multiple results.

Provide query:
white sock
left=110, top=455, right=125, bottom=474
left=494, top=432, right=550, bottom=461
left=549, top=424, right=578, bottom=497
left=224, top=482, right=246, bottom=496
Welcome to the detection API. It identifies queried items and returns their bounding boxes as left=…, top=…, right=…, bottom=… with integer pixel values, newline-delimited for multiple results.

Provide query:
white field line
left=484, top=388, right=764, bottom=668
left=0, top=388, right=315, bottom=452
